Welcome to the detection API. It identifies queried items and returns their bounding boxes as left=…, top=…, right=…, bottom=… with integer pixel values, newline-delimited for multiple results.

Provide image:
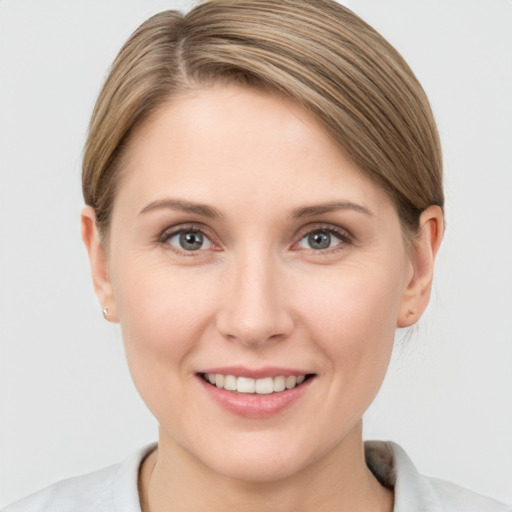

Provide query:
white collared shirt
left=4, top=442, right=510, bottom=511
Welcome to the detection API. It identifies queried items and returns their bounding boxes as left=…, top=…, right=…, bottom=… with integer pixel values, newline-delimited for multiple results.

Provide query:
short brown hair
left=82, top=0, right=443, bottom=235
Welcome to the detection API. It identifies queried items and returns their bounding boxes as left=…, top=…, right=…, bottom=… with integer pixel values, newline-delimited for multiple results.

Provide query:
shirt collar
left=365, top=440, right=442, bottom=512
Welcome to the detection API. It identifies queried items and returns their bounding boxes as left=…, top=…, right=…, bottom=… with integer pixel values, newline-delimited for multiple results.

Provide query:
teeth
left=237, top=376, right=255, bottom=393
left=204, top=373, right=308, bottom=394
left=285, top=376, right=296, bottom=389
left=274, top=376, right=286, bottom=392
left=215, top=374, right=225, bottom=388
left=255, top=377, right=273, bottom=394
left=224, top=374, right=237, bottom=391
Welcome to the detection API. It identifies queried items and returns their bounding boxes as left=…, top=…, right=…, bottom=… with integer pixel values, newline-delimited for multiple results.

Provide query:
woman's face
left=96, top=85, right=417, bottom=481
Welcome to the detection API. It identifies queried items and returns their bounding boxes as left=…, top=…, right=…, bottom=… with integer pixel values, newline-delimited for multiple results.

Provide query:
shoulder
left=3, top=444, right=155, bottom=512
left=3, top=464, right=118, bottom=512
left=427, top=477, right=512, bottom=512
left=365, top=440, right=511, bottom=512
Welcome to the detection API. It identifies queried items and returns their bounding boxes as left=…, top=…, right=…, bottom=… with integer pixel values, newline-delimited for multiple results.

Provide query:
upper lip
left=198, top=366, right=312, bottom=379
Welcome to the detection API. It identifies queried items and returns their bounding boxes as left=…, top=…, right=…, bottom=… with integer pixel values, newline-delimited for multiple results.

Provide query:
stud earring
left=102, top=307, right=109, bottom=320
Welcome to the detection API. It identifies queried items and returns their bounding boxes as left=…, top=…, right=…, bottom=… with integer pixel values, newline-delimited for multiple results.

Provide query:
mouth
left=199, top=372, right=315, bottom=394
left=197, top=367, right=317, bottom=418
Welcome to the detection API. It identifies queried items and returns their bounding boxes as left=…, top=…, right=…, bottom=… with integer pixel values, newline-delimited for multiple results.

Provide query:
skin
left=82, top=84, right=443, bottom=512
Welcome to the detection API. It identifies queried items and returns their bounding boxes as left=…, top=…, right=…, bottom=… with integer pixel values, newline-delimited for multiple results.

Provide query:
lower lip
left=198, top=376, right=314, bottom=419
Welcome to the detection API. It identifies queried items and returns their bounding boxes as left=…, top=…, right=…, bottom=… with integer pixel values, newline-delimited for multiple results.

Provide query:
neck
left=139, top=422, right=393, bottom=512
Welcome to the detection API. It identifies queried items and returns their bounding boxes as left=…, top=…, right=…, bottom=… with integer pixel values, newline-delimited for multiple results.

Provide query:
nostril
left=217, top=312, right=295, bottom=348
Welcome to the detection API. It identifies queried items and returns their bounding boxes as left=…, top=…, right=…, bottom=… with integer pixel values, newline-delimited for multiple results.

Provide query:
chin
left=187, top=429, right=334, bottom=484
left=207, top=450, right=311, bottom=483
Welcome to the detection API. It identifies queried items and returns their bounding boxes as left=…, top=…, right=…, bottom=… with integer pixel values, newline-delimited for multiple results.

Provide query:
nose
left=215, top=250, right=294, bottom=347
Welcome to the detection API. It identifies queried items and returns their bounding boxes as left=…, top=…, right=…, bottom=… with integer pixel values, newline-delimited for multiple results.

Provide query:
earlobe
left=397, top=205, right=444, bottom=327
left=81, top=206, right=119, bottom=322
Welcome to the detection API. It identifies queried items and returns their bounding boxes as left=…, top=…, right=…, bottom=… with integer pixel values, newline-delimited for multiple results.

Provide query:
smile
left=201, top=373, right=308, bottom=394
left=198, top=370, right=315, bottom=418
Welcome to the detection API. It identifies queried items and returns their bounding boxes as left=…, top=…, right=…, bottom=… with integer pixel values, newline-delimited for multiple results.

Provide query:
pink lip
left=199, top=366, right=309, bottom=379
left=197, top=373, right=314, bottom=419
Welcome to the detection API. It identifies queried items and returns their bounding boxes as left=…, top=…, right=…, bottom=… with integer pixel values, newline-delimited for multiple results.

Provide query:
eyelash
left=157, top=223, right=353, bottom=256
left=295, top=225, right=353, bottom=253
left=158, top=224, right=218, bottom=256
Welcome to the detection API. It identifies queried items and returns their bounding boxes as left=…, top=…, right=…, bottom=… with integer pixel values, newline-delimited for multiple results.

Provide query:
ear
left=81, top=206, right=119, bottom=322
left=397, top=205, right=444, bottom=327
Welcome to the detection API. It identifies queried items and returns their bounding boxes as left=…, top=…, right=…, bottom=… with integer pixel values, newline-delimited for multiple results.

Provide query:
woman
left=4, top=1, right=510, bottom=510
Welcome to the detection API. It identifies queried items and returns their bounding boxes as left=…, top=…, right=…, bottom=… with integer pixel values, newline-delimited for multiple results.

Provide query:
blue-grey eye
left=298, top=230, right=342, bottom=250
left=168, top=230, right=212, bottom=251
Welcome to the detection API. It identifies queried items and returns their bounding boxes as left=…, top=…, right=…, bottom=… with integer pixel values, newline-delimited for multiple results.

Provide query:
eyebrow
left=291, top=201, right=374, bottom=218
left=139, top=199, right=223, bottom=219
left=138, top=198, right=372, bottom=220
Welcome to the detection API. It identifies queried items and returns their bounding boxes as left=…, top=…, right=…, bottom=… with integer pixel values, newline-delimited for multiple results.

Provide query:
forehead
left=124, top=85, right=330, bottom=173
left=115, top=84, right=396, bottom=220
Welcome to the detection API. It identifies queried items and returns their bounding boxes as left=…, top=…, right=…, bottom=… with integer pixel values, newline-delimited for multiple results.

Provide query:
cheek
left=111, top=259, right=217, bottom=370
left=301, top=268, right=402, bottom=434
left=109, top=260, right=221, bottom=431
left=299, top=261, right=403, bottom=375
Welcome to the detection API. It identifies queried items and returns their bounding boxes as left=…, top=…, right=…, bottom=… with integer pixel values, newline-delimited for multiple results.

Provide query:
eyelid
left=292, top=224, right=354, bottom=251
left=156, top=222, right=353, bottom=255
left=158, top=223, right=221, bottom=254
